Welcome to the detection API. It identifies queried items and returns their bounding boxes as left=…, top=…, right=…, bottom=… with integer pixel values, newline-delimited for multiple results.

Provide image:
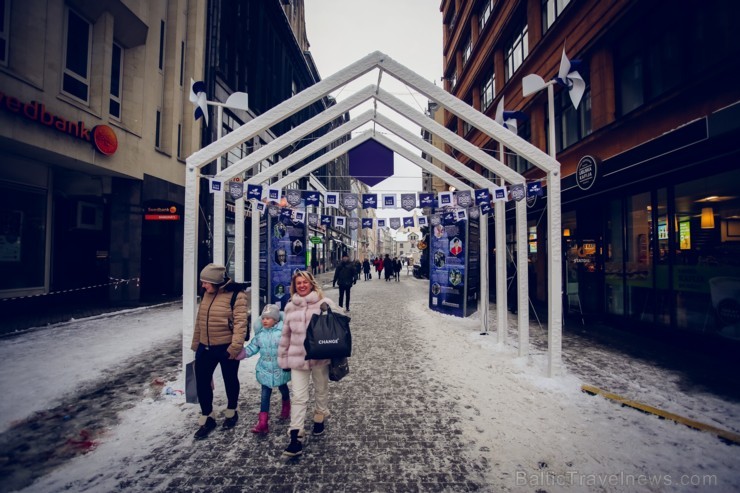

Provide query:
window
left=109, top=42, right=123, bottom=120
left=553, top=86, right=591, bottom=152
left=541, top=0, right=571, bottom=33
left=480, top=70, right=495, bottom=111
left=179, top=41, right=185, bottom=86
left=507, top=120, right=532, bottom=173
left=158, top=20, right=165, bottom=71
left=448, top=70, right=457, bottom=89
left=504, top=19, right=528, bottom=81
left=177, top=123, right=182, bottom=159
left=62, top=8, right=92, bottom=103
left=155, top=110, right=161, bottom=148
left=479, top=0, right=494, bottom=32
left=462, top=37, right=472, bottom=66
left=0, top=0, right=9, bottom=66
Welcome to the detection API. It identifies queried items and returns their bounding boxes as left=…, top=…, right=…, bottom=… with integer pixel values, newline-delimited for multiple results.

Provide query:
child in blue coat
left=243, top=304, right=291, bottom=434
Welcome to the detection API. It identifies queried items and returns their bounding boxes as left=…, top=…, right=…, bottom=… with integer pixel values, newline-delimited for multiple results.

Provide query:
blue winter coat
left=244, top=314, right=291, bottom=388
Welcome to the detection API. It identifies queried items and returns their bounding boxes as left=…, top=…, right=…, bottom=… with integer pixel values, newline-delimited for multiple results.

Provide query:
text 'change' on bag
left=304, top=303, right=352, bottom=360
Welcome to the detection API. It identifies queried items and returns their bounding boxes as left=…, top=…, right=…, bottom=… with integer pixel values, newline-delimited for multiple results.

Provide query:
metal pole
left=546, top=82, right=562, bottom=377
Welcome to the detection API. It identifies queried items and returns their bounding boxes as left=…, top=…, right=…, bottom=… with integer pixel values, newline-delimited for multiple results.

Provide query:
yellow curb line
left=581, top=384, right=740, bottom=445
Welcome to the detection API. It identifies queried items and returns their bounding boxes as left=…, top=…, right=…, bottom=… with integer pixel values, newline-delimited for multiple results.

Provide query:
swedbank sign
left=0, top=91, right=118, bottom=156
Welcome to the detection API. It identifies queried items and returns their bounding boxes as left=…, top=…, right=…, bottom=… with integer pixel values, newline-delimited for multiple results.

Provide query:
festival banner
left=382, top=194, right=396, bottom=209
left=480, top=202, right=492, bottom=215
left=389, top=217, right=401, bottom=229
left=438, top=191, right=454, bottom=208
left=377, top=219, right=386, bottom=228
left=320, top=215, right=332, bottom=226
left=334, top=216, right=346, bottom=228
left=418, top=193, right=435, bottom=209
left=280, top=208, right=292, bottom=221
left=325, top=192, right=339, bottom=208
left=210, top=179, right=223, bottom=193
left=527, top=181, right=543, bottom=197
left=246, top=184, right=263, bottom=200
left=362, top=194, right=378, bottom=209
left=509, top=184, right=525, bottom=201
left=418, top=216, right=428, bottom=227
left=442, top=210, right=456, bottom=225
left=361, top=218, right=373, bottom=229
left=266, top=186, right=281, bottom=203
left=294, top=210, right=305, bottom=224
left=348, top=217, right=360, bottom=230
left=400, top=193, right=417, bottom=212
left=268, top=204, right=280, bottom=218
left=303, top=190, right=320, bottom=207
left=474, top=188, right=490, bottom=205
left=456, top=190, right=473, bottom=208
left=286, top=189, right=302, bottom=206
left=342, top=193, right=359, bottom=211
left=307, top=213, right=319, bottom=227
left=403, top=217, right=415, bottom=228
left=492, top=186, right=508, bottom=202
left=455, top=209, right=468, bottom=221
left=229, top=181, right=244, bottom=200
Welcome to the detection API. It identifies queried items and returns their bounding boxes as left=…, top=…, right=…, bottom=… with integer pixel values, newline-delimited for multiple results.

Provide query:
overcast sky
left=303, top=1, right=444, bottom=201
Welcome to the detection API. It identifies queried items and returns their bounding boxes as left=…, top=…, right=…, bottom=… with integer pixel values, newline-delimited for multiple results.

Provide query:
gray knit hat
left=261, top=304, right=280, bottom=322
left=200, top=263, right=227, bottom=284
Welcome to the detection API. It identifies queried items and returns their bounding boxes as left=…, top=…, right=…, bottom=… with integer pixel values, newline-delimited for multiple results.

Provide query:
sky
left=303, top=1, right=444, bottom=210
left=4, top=278, right=740, bottom=492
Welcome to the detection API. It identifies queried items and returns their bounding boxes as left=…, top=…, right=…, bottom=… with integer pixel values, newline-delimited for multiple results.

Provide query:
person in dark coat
left=362, top=258, right=371, bottom=281
left=332, top=254, right=356, bottom=312
left=393, top=257, right=402, bottom=282
left=354, top=259, right=362, bottom=282
left=384, top=254, right=394, bottom=282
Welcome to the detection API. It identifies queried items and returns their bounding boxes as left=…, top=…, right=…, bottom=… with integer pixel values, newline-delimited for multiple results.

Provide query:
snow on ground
left=4, top=278, right=740, bottom=492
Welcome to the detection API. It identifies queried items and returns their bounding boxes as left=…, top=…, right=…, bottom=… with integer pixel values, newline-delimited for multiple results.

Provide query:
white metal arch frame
left=185, top=52, right=561, bottom=376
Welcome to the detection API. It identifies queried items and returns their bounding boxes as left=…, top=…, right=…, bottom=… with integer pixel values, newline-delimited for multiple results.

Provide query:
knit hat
left=200, top=263, right=227, bottom=284
left=261, top=304, right=280, bottom=322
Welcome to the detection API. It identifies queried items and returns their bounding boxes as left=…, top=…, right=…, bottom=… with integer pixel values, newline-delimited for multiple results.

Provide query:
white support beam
left=250, top=198, right=260, bottom=328
left=516, top=200, right=529, bottom=357
left=213, top=189, right=226, bottom=265
left=495, top=199, right=507, bottom=343
left=235, top=196, right=245, bottom=282
left=182, top=165, right=200, bottom=370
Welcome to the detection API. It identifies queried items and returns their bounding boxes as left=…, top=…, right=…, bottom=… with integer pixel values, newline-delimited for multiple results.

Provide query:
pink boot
left=280, top=401, right=290, bottom=419
left=280, top=400, right=291, bottom=420
left=251, top=412, right=269, bottom=434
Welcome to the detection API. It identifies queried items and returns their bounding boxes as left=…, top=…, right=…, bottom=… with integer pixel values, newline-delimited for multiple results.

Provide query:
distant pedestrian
left=362, top=258, right=371, bottom=281
left=375, top=257, right=383, bottom=279
left=311, top=256, right=319, bottom=275
left=354, top=259, right=362, bottom=282
left=243, top=304, right=291, bottom=434
left=384, top=254, right=393, bottom=282
left=394, top=257, right=402, bottom=282
left=278, top=270, right=338, bottom=457
left=191, top=264, right=249, bottom=439
left=333, top=254, right=356, bottom=312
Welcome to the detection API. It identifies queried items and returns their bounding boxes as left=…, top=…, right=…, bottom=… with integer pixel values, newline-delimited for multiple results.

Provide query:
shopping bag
left=328, top=357, right=350, bottom=382
left=185, top=361, right=198, bottom=404
left=304, top=303, right=352, bottom=360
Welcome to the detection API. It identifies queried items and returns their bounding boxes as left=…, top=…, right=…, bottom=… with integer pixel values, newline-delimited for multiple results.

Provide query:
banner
left=342, top=193, right=359, bottom=211
left=400, top=193, right=417, bottom=212
left=418, top=216, right=428, bottom=227
left=280, top=208, right=292, bottom=221
left=442, top=210, right=456, bottom=225
left=294, top=210, right=305, bottom=224
left=418, top=193, right=435, bottom=209
left=303, top=190, right=320, bottom=207
left=456, top=190, right=473, bottom=208
left=246, top=184, right=262, bottom=200
left=474, top=189, right=490, bottom=205
left=268, top=204, right=280, bottom=218
left=455, top=209, right=468, bottom=221
left=527, top=181, right=543, bottom=197
left=480, top=202, right=492, bottom=215
left=509, top=184, right=525, bottom=202
left=492, top=186, right=508, bottom=202
left=229, top=181, right=243, bottom=200
left=266, top=186, right=281, bottom=203
left=325, top=192, right=339, bottom=208
left=210, top=179, right=223, bottom=193
left=334, top=216, right=346, bottom=228
left=438, top=191, right=454, bottom=208
left=361, top=194, right=377, bottom=209
left=382, top=194, right=396, bottom=209
left=389, top=217, right=401, bottom=229
left=321, top=215, right=332, bottom=226
left=403, top=217, right=415, bottom=228
left=361, top=218, right=373, bottom=229
left=377, top=218, right=386, bottom=228
left=255, top=201, right=266, bottom=215
left=286, top=189, right=302, bottom=206
left=348, top=217, right=360, bottom=230
left=307, top=213, right=319, bottom=227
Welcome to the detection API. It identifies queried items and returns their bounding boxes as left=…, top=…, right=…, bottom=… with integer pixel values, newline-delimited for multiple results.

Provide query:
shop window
left=0, top=184, right=47, bottom=292
left=504, top=18, right=528, bottom=81
left=109, top=42, right=123, bottom=120
left=625, top=192, right=653, bottom=322
left=605, top=199, right=625, bottom=316
left=62, top=7, right=92, bottom=103
left=0, top=0, right=9, bottom=67
left=541, top=0, right=571, bottom=34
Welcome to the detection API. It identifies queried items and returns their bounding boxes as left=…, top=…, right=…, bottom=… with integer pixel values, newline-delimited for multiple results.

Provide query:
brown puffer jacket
left=191, top=281, right=250, bottom=358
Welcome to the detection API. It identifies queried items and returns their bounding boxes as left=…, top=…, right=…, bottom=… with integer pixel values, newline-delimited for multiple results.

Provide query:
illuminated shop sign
left=0, top=91, right=118, bottom=155
left=144, top=205, right=181, bottom=221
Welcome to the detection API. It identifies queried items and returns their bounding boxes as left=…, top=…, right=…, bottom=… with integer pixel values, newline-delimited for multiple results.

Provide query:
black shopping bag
left=185, top=361, right=198, bottom=404
left=304, top=303, right=352, bottom=360
left=329, top=357, right=350, bottom=382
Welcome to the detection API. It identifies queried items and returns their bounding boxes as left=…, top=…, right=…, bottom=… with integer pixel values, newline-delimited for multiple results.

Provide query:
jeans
left=195, top=343, right=240, bottom=416
left=260, top=384, right=290, bottom=412
left=338, top=284, right=352, bottom=310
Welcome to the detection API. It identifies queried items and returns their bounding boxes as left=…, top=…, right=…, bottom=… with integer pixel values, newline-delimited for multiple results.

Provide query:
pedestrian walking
left=354, top=259, right=362, bottom=282
left=278, top=270, right=338, bottom=457
left=384, top=254, right=394, bottom=282
left=191, top=263, right=249, bottom=439
left=242, top=304, right=291, bottom=434
left=394, top=257, right=402, bottom=282
left=374, top=257, right=383, bottom=279
left=362, top=258, right=371, bottom=281
left=333, top=254, right=356, bottom=312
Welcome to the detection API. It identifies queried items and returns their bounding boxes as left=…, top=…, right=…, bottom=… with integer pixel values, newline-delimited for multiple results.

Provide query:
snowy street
left=1, top=273, right=739, bottom=492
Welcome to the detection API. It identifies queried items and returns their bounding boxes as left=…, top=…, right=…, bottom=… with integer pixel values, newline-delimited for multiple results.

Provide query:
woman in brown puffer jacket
left=191, top=263, right=249, bottom=439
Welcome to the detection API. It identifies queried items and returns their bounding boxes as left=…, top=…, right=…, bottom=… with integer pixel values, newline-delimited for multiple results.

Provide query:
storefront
left=511, top=104, right=740, bottom=341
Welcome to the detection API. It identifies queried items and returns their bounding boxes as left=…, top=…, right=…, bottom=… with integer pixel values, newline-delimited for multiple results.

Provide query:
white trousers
left=289, top=365, right=330, bottom=431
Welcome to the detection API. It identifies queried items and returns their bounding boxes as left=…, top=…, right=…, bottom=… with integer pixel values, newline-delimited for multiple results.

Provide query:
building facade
left=442, top=0, right=740, bottom=341
left=1, top=0, right=205, bottom=318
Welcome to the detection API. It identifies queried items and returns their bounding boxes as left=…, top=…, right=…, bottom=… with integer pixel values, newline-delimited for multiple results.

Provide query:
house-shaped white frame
left=184, top=52, right=562, bottom=376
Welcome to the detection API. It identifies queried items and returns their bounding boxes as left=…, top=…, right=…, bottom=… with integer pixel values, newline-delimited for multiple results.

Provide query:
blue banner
left=303, top=190, right=320, bottom=206
left=429, top=219, right=467, bottom=318
left=362, top=194, right=378, bottom=209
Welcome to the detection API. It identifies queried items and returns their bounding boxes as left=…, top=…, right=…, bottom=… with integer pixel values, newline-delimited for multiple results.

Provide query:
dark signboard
left=576, top=155, right=598, bottom=191
left=268, top=214, right=306, bottom=309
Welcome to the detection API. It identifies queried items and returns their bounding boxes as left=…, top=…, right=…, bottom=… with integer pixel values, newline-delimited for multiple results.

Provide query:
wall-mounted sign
left=576, top=155, right=598, bottom=191
left=144, top=204, right=181, bottom=221
left=0, top=91, right=118, bottom=155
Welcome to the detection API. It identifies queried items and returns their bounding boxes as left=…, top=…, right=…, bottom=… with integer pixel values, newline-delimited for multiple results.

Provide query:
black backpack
left=228, top=288, right=251, bottom=341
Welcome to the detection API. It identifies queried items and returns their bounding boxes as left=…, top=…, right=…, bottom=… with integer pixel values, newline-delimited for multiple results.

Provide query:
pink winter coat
left=278, top=290, right=336, bottom=371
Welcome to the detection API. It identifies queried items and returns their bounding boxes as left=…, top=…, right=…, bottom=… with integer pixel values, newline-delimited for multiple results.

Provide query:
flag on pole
left=189, top=79, right=209, bottom=126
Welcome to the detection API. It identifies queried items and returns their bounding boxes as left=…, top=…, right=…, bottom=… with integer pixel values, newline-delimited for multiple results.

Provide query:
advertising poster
left=268, top=214, right=306, bottom=309
left=429, top=218, right=467, bottom=317
left=466, top=218, right=480, bottom=316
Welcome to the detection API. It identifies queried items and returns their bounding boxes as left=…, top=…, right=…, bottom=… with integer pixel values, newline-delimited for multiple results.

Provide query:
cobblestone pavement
left=107, top=273, right=489, bottom=492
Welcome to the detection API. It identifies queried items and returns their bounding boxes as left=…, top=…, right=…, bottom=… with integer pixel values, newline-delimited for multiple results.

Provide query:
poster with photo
left=268, top=214, right=306, bottom=309
left=428, top=218, right=467, bottom=318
